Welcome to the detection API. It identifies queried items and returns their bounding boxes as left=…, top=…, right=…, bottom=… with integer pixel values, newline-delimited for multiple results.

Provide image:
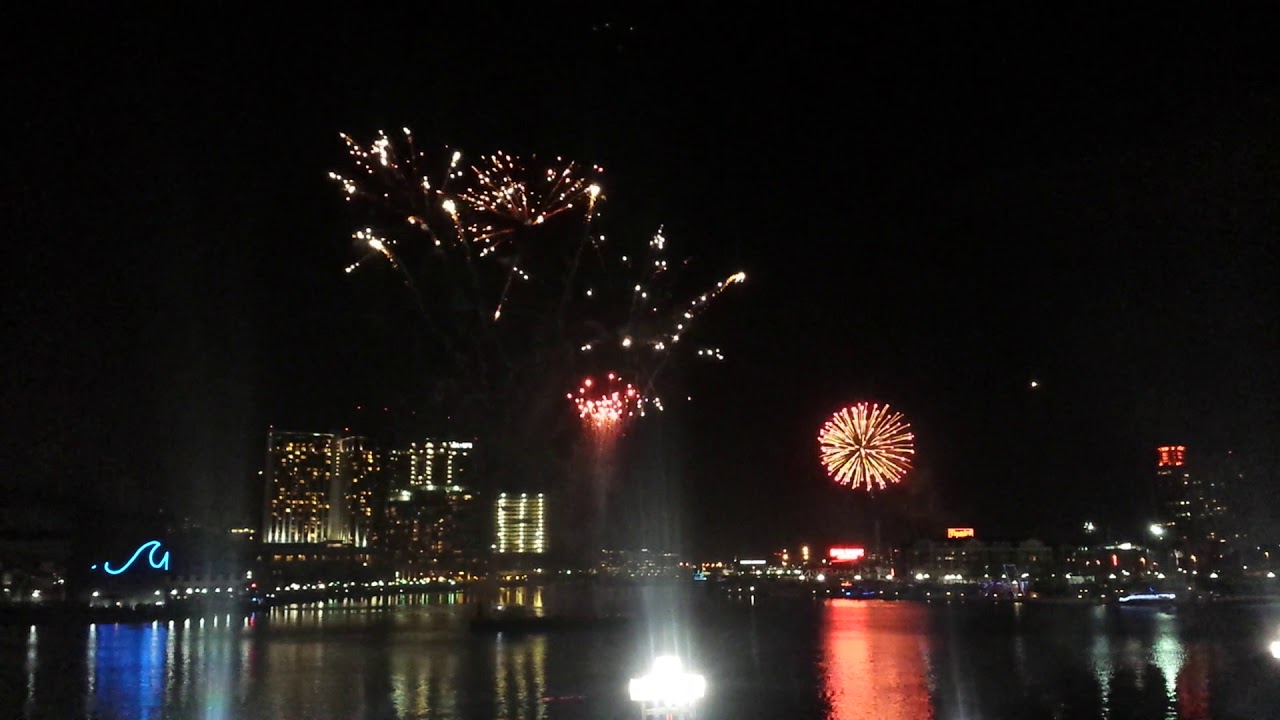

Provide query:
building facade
left=262, top=431, right=387, bottom=546
left=904, top=538, right=1050, bottom=579
left=1155, top=445, right=1228, bottom=566
left=262, top=431, right=484, bottom=570
left=262, top=431, right=339, bottom=544
left=334, top=436, right=384, bottom=547
left=382, top=486, right=484, bottom=575
left=390, top=439, right=474, bottom=489
left=494, top=493, right=546, bottom=555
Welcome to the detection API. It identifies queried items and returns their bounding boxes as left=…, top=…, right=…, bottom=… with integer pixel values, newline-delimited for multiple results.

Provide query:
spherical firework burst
left=818, top=402, right=914, bottom=491
left=568, top=373, right=647, bottom=432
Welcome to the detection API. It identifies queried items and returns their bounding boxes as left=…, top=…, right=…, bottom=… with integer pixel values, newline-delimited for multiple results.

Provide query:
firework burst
left=331, top=131, right=606, bottom=323
left=819, top=402, right=914, bottom=491
left=568, top=373, right=647, bottom=432
left=458, top=152, right=603, bottom=255
left=331, top=129, right=745, bottom=463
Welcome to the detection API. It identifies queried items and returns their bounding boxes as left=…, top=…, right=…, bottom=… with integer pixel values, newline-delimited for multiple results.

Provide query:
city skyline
left=3, top=9, right=1277, bottom=555
left=254, top=419, right=1255, bottom=557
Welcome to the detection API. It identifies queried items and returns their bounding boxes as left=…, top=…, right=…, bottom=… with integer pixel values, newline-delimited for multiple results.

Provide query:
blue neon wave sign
left=92, top=540, right=171, bottom=575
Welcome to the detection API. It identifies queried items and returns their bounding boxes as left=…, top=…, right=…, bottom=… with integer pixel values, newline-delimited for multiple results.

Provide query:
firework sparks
left=569, top=373, right=647, bottom=431
left=332, top=130, right=746, bottom=450
left=819, top=402, right=914, bottom=491
left=458, top=152, right=603, bottom=255
left=332, top=131, right=610, bottom=323
left=603, top=225, right=747, bottom=359
left=345, top=228, right=401, bottom=274
left=661, top=270, right=746, bottom=346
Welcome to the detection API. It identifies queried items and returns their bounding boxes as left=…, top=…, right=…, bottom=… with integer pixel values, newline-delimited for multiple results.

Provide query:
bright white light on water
left=629, top=655, right=706, bottom=708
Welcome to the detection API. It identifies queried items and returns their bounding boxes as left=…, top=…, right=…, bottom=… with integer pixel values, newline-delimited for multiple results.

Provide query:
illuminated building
left=332, top=436, right=384, bottom=547
left=1155, top=445, right=1227, bottom=561
left=262, top=431, right=340, bottom=544
left=598, top=549, right=681, bottom=577
left=262, top=430, right=487, bottom=573
left=389, top=439, right=474, bottom=489
left=494, top=493, right=546, bottom=554
left=377, top=437, right=480, bottom=571
left=906, top=538, right=1049, bottom=579
left=383, top=485, right=484, bottom=574
left=262, top=431, right=386, bottom=546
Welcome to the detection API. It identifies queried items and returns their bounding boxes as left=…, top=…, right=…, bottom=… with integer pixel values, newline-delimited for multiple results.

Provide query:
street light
left=1149, top=524, right=1166, bottom=538
left=629, top=655, right=706, bottom=718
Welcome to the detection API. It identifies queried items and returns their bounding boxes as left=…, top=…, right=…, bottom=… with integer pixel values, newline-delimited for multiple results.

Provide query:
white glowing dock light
left=629, top=655, right=706, bottom=717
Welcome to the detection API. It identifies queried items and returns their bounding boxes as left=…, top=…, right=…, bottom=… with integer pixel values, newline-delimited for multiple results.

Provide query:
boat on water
left=468, top=604, right=630, bottom=634
left=1111, top=590, right=1179, bottom=611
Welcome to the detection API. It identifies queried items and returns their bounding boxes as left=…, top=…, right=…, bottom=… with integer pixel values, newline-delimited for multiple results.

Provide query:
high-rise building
left=1155, top=445, right=1228, bottom=562
left=391, top=439, right=474, bottom=489
left=382, top=486, right=484, bottom=574
left=333, top=436, right=384, bottom=547
left=263, top=431, right=386, bottom=546
left=263, top=431, right=339, bottom=544
left=1156, top=444, right=1191, bottom=535
left=262, top=430, right=480, bottom=566
left=494, top=493, right=546, bottom=554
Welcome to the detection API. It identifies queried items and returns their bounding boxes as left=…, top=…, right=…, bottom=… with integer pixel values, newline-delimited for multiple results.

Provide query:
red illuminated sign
left=828, top=547, right=865, bottom=563
left=947, top=527, right=976, bottom=539
left=1157, top=445, right=1186, bottom=468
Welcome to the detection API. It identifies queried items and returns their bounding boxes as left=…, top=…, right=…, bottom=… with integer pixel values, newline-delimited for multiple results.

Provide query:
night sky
left=4, top=8, right=1277, bottom=555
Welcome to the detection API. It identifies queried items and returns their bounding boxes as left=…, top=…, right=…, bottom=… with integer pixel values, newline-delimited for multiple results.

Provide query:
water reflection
left=388, top=632, right=462, bottom=717
left=493, top=634, right=548, bottom=720
left=23, top=626, right=35, bottom=717
left=1176, top=644, right=1211, bottom=720
left=3, top=593, right=1280, bottom=719
left=822, top=600, right=933, bottom=720
left=498, top=586, right=544, bottom=614
left=91, top=623, right=164, bottom=717
left=821, top=601, right=1280, bottom=719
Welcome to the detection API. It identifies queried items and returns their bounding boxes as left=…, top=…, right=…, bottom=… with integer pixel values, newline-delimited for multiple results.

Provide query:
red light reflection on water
left=1176, top=644, right=1210, bottom=720
left=822, top=600, right=933, bottom=720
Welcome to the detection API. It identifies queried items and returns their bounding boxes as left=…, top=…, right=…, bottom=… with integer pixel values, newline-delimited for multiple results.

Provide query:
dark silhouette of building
left=381, top=485, right=484, bottom=576
left=1155, top=445, right=1228, bottom=569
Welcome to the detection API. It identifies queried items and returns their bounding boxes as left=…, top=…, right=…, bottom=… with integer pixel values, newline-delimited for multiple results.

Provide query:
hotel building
left=494, top=493, right=546, bottom=554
